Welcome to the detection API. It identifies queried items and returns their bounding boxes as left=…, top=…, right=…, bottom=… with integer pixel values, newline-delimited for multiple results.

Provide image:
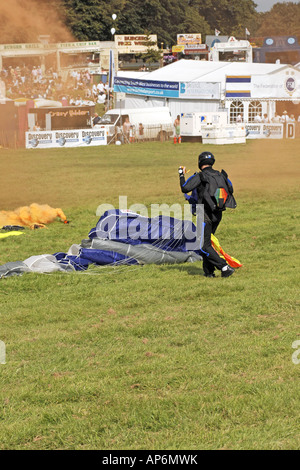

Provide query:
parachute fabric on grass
left=82, top=210, right=202, bottom=266
left=211, top=234, right=242, bottom=268
left=0, top=231, right=24, bottom=239
left=0, top=210, right=202, bottom=278
left=0, top=210, right=241, bottom=278
left=83, top=211, right=242, bottom=269
left=0, top=203, right=67, bottom=228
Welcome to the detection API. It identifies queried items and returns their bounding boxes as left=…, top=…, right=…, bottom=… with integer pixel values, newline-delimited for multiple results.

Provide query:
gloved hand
left=178, top=166, right=186, bottom=176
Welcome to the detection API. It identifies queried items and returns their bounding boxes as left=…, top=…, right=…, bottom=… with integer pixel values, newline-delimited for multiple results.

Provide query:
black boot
left=221, top=265, right=235, bottom=278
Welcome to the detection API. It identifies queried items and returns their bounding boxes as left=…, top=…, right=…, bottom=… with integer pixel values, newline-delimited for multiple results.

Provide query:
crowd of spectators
left=270, top=111, right=299, bottom=123
left=1, top=64, right=60, bottom=100
left=235, top=110, right=300, bottom=124
left=253, top=111, right=300, bottom=123
left=0, top=63, right=113, bottom=110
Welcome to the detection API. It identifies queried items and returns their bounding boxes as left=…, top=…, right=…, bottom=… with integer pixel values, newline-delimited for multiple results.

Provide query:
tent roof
left=117, top=71, right=149, bottom=79
left=133, top=59, right=296, bottom=83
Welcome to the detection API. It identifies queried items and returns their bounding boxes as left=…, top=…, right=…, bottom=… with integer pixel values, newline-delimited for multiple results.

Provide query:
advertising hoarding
left=114, top=77, right=220, bottom=99
left=177, top=34, right=202, bottom=45
left=115, top=35, right=158, bottom=54
left=245, top=123, right=284, bottom=139
left=26, top=129, right=107, bottom=149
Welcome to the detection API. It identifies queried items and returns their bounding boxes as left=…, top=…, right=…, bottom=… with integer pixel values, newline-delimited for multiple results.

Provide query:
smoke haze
left=0, top=0, right=74, bottom=43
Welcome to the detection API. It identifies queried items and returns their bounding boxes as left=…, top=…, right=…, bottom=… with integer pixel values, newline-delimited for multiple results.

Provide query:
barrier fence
left=3, top=123, right=300, bottom=150
left=116, top=124, right=173, bottom=144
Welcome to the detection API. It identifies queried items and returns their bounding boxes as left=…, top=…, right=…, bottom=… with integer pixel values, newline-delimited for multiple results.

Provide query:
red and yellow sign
left=172, top=45, right=185, bottom=53
left=177, top=34, right=202, bottom=45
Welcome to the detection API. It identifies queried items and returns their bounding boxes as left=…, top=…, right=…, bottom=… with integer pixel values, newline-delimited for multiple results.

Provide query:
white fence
left=114, top=124, right=173, bottom=144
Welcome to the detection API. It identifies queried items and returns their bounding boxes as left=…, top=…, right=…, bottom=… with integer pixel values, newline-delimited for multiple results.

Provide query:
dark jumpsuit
left=179, top=167, right=227, bottom=275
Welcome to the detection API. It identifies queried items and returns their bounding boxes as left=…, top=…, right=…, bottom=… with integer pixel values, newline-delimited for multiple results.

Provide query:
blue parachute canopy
left=89, top=210, right=198, bottom=250
left=0, top=210, right=203, bottom=277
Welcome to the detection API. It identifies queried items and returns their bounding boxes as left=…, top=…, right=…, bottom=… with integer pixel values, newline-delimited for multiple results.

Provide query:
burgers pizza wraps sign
left=115, top=35, right=158, bottom=54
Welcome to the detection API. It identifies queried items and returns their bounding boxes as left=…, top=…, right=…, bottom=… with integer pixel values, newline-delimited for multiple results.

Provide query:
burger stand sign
left=114, top=35, right=158, bottom=54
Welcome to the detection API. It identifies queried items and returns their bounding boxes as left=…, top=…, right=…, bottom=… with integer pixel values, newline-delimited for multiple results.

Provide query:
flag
left=108, top=49, right=115, bottom=89
left=245, top=28, right=250, bottom=36
left=215, top=29, right=220, bottom=36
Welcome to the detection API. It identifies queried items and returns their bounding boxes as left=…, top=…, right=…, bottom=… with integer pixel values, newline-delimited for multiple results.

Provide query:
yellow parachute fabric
left=0, top=231, right=24, bottom=239
left=0, top=204, right=67, bottom=228
left=211, top=234, right=242, bottom=268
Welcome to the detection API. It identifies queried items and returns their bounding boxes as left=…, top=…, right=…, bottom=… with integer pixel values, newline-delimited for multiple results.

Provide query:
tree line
left=60, top=0, right=300, bottom=46
left=1, top=0, right=300, bottom=46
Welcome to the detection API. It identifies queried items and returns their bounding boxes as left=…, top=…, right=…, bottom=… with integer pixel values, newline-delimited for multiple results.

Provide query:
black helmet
left=198, top=151, right=215, bottom=169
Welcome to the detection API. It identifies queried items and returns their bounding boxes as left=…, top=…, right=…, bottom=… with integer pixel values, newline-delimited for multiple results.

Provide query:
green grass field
left=0, top=139, right=299, bottom=450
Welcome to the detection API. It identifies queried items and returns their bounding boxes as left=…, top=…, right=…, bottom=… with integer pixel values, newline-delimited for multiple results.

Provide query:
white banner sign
left=246, top=123, right=283, bottom=139
left=26, top=129, right=107, bottom=149
left=179, top=82, right=220, bottom=99
left=251, top=74, right=300, bottom=99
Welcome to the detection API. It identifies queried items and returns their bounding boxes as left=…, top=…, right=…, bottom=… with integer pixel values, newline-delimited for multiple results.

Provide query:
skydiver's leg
left=201, top=213, right=227, bottom=274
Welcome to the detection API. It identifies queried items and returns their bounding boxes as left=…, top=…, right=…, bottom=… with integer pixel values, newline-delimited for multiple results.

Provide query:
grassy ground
left=0, top=139, right=299, bottom=450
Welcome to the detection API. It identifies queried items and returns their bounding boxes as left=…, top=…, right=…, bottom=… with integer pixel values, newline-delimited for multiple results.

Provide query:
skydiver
left=178, top=151, right=235, bottom=278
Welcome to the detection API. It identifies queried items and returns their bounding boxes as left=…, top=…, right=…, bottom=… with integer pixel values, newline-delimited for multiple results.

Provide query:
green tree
left=190, top=0, right=258, bottom=38
left=61, top=0, right=126, bottom=41
left=255, top=2, right=300, bottom=37
left=59, top=0, right=259, bottom=45
left=112, top=0, right=210, bottom=47
left=137, top=32, right=163, bottom=64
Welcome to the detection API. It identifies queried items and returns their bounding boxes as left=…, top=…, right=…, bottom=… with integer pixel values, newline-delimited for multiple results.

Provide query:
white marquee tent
left=115, top=59, right=300, bottom=122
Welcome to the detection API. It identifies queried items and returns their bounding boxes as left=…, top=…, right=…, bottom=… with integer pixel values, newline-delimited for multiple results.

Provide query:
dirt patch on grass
left=0, top=139, right=299, bottom=210
left=221, top=139, right=300, bottom=195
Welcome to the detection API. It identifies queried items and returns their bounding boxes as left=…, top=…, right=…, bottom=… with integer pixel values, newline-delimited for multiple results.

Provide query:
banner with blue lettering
left=114, top=77, right=220, bottom=99
left=114, top=77, right=180, bottom=98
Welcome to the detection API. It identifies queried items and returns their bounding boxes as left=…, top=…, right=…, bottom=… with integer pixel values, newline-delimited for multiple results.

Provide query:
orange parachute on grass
left=0, top=203, right=67, bottom=229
